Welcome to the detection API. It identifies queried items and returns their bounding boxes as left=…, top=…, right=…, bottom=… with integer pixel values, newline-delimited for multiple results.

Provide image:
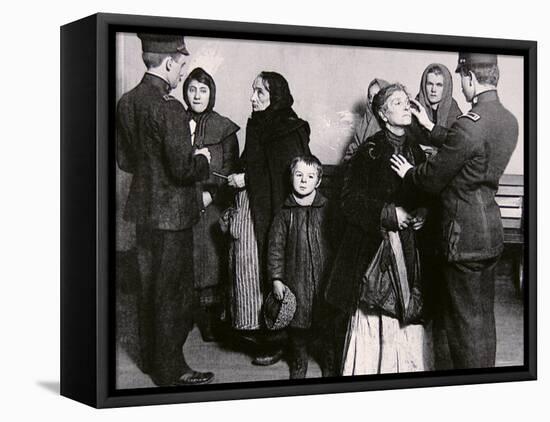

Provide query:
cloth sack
left=359, top=230, right=422, bottom=323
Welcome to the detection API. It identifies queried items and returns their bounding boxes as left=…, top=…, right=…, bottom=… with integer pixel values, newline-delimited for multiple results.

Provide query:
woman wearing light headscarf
left=417, top=63, right=462, bottom=127
left=342, top=78, right=390, bottom=162
left=415, top=63, right=462, bottom=156
left=413, top=63, right=462, bottom=369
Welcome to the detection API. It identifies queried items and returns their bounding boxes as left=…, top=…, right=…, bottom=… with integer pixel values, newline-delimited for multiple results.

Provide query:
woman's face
left=250, top=76, right=271, bottom=112
left=186, top=79, right=210, bottom=113
left=381, top=90, right=412, bottom=127
left=367, top=83, right=381, bottom=106
left=425, top=72, right=445, bottom=105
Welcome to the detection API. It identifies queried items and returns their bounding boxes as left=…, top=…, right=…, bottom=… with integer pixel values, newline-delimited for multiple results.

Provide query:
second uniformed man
left=390, top=53, right=519, bottom=369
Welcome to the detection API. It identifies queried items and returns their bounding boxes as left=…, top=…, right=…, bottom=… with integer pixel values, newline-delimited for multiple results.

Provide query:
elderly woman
left=326, top=83, right=430, bottom=375
left=182, top=67, right=240, bottom=342
left=227, top=71, right=311, bottom=365
left=342, top=78, right=390, bottom=162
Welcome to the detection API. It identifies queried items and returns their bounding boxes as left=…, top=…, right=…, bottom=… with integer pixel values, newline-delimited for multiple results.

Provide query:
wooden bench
left=321, top=165, right=525, bottom=290
left=496, top=174, right=524, bottom=291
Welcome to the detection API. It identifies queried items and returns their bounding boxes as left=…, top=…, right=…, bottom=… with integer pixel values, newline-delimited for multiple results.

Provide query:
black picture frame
left=60, top=12, right=537, bottom=408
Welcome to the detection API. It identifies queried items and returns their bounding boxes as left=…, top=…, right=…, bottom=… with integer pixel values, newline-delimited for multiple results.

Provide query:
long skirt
left=342, top=306, right=429, bottom=375
left=228, top=190, right=263, bottom=330
left=193, top=202, right=227, bottom=308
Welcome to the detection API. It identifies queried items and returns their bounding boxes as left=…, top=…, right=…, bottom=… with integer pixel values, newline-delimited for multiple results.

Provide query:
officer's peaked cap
left=456, top=53, right=497, bottom=72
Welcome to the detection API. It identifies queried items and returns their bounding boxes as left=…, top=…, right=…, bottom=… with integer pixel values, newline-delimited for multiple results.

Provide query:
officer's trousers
left=135, top=224, right=195, bottom=386
left=439, top=257, right=499, bottom=369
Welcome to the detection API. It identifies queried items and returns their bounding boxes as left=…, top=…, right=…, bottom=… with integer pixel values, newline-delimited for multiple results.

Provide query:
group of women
left=183, top=63, right=461, bottom=375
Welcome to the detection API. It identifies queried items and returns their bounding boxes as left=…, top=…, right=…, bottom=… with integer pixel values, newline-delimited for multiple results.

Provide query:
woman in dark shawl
left=182, top=67, right=240, bottom=342
left=227, top=71, right=311, bottom=365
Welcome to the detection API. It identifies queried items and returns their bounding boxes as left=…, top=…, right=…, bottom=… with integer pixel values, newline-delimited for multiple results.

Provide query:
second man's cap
left=137, top=33, right=189, bottom=56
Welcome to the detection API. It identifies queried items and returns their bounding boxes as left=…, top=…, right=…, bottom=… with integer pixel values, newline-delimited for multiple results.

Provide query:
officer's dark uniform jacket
left=117, top=73, right=210, bottom=230
left=405, top=90, right=518, bottom=262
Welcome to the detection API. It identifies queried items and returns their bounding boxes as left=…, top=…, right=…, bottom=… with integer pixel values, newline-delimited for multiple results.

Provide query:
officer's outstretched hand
left=390, top=154, right=413, bottom=179
left=410, top=99, right=435, bottom=132
left=194, top=147, right=211, bottom=164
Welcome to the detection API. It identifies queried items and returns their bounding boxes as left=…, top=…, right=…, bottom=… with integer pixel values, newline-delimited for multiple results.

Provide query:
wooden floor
left=115, top=249, right=524, bottom=389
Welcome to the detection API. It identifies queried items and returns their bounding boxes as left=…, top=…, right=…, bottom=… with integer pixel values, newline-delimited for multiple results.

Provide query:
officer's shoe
left=173, top=370, right=215, bottom=386
left=251, top=350, right=283, bottom=366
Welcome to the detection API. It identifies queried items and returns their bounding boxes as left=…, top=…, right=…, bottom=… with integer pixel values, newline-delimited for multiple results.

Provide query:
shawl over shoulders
left=197, top=111, right=240, bottom=146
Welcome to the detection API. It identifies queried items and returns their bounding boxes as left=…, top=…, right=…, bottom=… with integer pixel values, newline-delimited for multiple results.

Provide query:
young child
left=267, top=155, right=335, bottom=379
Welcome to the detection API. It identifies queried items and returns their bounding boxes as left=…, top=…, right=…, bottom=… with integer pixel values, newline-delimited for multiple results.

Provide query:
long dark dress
left=190, top=111, right=239, bottom=307
left=326, top=129, right=429, bottom=374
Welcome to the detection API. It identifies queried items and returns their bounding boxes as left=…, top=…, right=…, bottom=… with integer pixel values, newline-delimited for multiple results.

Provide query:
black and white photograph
left=5, top=0, right=549, bottom=418
left=114, top=30, right=527, bottom=389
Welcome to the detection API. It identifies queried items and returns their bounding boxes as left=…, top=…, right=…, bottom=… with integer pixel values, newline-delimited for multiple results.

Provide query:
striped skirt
left=228, top=190, right=263, bottom=330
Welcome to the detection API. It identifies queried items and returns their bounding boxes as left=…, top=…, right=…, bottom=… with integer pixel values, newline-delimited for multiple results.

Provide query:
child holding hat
left=267, top=155, right=336, bottom=379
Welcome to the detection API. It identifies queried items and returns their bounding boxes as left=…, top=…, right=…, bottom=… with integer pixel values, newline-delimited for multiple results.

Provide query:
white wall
left=117, top=33, right=524, bottom=173
left=116, top=33, right=525, bottom=249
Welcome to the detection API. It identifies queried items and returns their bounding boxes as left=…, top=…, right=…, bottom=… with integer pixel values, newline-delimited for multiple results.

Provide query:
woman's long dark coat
left=192, top=111, right=240, bottom=291
left=325, top=130, right=427, bottom=313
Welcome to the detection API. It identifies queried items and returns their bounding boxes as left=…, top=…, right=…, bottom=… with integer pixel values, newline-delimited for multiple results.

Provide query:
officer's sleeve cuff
left=430, top=125, right=448, bottom=148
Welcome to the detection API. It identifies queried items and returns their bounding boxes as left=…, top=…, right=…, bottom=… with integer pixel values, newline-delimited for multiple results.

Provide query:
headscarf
left=250, top=71, right=297, bottom=124
left=183, top=67, right=216, bottom=120
left=182, top=67, right=240, bottom=149
left=342, top=78, right=390, bottom=162
left=365, top=78, right=390, bottom=116
left=416, top=63, right=454, bottom=127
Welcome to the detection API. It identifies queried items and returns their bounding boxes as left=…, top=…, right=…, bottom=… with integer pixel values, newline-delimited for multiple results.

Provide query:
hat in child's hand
left=263, top=286, right=296, bottom=330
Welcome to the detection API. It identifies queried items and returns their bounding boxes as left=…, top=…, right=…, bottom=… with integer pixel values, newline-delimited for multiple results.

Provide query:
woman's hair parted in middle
left=371, top=83, right=409, bottom=126
left=182, top=67, right=217, bottom=112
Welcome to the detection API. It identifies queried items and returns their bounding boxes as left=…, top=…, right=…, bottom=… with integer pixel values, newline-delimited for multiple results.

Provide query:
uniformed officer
left=390, top=53, right=519, bottom=369
left=117, top=33, right=214, bottom=386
